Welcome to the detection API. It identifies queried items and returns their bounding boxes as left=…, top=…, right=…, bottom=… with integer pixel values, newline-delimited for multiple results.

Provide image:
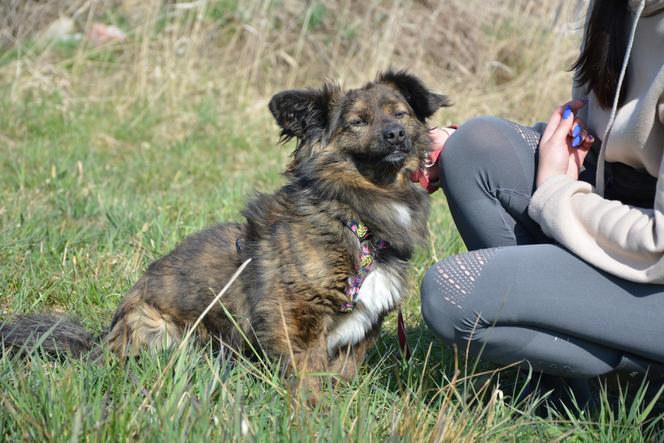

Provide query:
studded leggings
left=420, top=116, right=664, bottom=377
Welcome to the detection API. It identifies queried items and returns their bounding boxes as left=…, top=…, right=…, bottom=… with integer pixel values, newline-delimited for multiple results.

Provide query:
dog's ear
left=378, top=70, right=450, bottom=122
left=268, top=83, right=340, bottom=142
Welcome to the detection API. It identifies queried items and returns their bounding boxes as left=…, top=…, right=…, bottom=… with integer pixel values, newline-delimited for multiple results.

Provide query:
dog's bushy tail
left=0, top=314, right=98, bottom=358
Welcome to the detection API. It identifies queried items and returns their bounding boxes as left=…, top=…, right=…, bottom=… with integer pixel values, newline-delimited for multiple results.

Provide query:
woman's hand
left=424, top=127, right=454, bottom=185
left=536, top=100, right=595, bottom=188
left=412, top=127, right=456, bottom=193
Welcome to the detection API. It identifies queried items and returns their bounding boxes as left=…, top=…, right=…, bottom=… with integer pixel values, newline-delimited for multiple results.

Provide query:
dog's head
left=269, top=70, right=450, bottom=184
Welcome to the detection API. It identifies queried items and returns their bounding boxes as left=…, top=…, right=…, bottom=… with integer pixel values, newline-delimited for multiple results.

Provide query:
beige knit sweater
left=528, top=0, right=664, bottom=283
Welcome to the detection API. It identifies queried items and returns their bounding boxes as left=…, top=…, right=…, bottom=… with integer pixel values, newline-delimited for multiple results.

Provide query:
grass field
left=1, top=0, right=663, bottom=441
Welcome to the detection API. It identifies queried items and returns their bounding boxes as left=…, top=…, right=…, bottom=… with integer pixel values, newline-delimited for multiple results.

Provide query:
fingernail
left=562, top=106, right=572, bottom=119
left=572, top=135, right=581, bottom=148
left=588, top=134, right=595, bottom=143
left=572, top=125, right=581, bottom=137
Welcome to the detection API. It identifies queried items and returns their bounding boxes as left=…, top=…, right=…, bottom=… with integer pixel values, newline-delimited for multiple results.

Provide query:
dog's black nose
left=383, top=123, right=406, bottom=145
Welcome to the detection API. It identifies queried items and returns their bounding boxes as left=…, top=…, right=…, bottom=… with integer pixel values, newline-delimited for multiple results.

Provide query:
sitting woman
left=419, top=0, right=664, bottom=406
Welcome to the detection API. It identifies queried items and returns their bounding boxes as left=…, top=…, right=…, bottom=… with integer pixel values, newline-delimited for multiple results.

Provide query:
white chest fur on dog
left=326, top=265, right=404, bottom=354
left=391, top=202, right=412, bottom=228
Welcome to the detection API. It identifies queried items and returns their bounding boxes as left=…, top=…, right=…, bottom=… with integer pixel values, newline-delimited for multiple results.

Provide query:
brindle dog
left=2, top=70, right=449, bottom=384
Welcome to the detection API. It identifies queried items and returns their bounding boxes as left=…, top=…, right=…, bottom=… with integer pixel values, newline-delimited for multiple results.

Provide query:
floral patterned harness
left=340, top=220, right=389, bottom=313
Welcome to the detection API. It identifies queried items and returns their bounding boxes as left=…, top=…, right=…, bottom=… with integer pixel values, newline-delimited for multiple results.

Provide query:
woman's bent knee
left=442, top=116, right=510, bottom=167
left=421, top=249, right=503, bottom=346
left=442, top=116, right=538, bottom=179
left=420, top=259, right=466, bottom=343
left=441, top=116, right=531, bottom=202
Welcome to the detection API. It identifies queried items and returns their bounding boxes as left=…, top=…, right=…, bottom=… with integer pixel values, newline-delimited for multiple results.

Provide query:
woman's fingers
left=541, top=107, right=563, bottom=143
left=570, top=119, right=582, bottom=147
left=578, top=128, right=595, bottom=150
left=569, top=118, right=593, bottom=148
left=568, top=137, right=593, bottom=177
left=551, top=105, right=577, bottom=144
left=565, top=127, right=594, bottom=180
left=428, top=127, right=451, bottom=151
left=541, top=99, right=586, bottom=143
left=539, top=100, right=590, bottom=184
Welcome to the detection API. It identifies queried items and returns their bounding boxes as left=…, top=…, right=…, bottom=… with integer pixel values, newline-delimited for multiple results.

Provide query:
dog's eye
left=350, top=119, right=367, bottom=127
left=394, top=111, right=407, bottom=119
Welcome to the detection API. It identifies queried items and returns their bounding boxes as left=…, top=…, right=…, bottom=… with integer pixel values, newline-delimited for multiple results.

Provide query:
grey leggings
left=420, top=116, right=664, bottom=378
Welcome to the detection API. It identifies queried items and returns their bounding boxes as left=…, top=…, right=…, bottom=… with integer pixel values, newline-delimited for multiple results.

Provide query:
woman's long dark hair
left=571, top=0, right=631, bottom=109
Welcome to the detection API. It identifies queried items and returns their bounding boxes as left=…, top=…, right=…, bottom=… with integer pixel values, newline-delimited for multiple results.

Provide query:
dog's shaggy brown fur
left=2, top=71, right=448, bottom=385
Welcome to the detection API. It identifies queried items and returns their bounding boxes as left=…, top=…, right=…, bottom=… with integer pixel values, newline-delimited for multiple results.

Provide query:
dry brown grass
left=1, top=0, right=583, bottom=133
